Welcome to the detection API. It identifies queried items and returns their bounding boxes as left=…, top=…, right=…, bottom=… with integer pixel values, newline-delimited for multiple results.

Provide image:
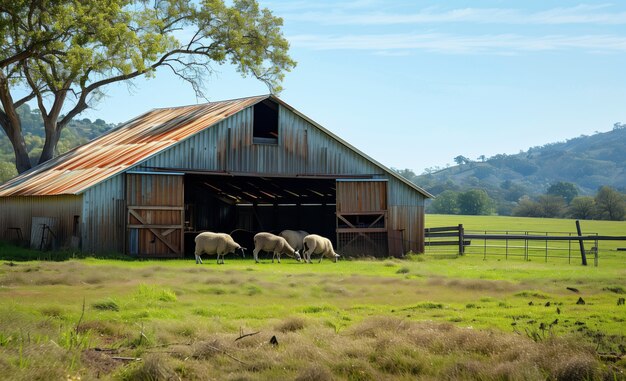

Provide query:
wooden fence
left=424, top=221, right=626, bottom=266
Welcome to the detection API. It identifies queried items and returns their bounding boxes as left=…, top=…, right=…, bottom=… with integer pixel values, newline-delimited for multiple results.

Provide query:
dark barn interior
left=183, top=174, right=337, bottom=257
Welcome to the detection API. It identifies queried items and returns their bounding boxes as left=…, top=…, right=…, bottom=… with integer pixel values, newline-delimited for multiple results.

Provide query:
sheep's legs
left=195, top=255, right=203, bottom=264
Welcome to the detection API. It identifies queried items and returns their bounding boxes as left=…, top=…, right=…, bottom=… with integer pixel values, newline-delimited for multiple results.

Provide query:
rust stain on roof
left=0, top=96, right=265, bottom=197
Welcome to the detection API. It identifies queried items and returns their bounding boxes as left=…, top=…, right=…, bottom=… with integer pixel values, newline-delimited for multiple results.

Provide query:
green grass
left=0, top=215, right=624, bottom=379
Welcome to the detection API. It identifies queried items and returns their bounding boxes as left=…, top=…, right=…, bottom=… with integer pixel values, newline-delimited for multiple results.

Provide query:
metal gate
left=336, top=179, right=389, bottom=257
left=126, top=172, right=184, bottom=257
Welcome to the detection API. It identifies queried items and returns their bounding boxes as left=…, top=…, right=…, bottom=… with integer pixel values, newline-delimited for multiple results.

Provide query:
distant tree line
left=513, top=184, right=626, bottom=221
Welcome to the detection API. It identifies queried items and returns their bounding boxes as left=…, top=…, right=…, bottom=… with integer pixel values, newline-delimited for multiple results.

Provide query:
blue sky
left=83, top=1, right=626, bottom=173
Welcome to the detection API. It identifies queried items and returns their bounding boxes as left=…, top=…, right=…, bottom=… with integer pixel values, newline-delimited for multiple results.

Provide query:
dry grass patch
left=275, top=316, right=307, bottom=332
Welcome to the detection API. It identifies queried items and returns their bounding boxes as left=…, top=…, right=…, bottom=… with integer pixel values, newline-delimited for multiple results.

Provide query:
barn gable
left=0, top=95, right=430, bottom=256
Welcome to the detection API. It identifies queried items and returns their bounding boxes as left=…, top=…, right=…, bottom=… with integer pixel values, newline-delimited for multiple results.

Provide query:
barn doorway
left=183, top=174, right=336, bottom=256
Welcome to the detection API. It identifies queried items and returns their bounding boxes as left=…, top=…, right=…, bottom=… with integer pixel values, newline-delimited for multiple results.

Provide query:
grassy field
left=0, top=215, right=624, bottom=380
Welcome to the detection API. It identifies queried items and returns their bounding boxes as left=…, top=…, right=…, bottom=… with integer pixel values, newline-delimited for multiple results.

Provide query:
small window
left=253, top=100, right=279, bottom=144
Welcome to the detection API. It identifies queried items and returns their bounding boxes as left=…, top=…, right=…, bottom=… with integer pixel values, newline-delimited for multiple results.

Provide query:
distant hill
left=408, top=124, right=626, bottom=214
left=0, top=104, right=116, bottom=181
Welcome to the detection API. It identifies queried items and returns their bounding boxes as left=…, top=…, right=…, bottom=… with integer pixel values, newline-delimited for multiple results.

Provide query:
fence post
left=575, top=220, right=588, bottom=266
left=458, top=224, right=464, bottom=255
left=505, top=231, right=509, bottom=260
left=546, top=232, right=548, bottom=263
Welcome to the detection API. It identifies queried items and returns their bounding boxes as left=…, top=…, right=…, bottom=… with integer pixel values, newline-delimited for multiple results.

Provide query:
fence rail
left=424, top=222, right=626, bottom=266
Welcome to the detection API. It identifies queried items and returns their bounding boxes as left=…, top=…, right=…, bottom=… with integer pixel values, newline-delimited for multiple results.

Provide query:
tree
left=595, top=186, right=625, bottom=221
left=457, top=189, right=492, bottom=215
left=537, top=195, right=566, bottom=218
left=547, top=181, right=578, bottom=204
left=454, top=155, right=470, bottom=165
left=568, top=196, right=595, bottom=220
left=1, top=0, right=295, bottom=173
left=513, top=197, right=542, bottom=217
left=428, top=190, right=459, bottom=214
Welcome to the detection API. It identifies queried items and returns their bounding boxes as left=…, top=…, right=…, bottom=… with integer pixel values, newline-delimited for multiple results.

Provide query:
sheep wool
left=302, top=234, right=340, bottom=263
left=194, top=232, right=244, bottom=264
left=253, top=232, right=301, bottom=263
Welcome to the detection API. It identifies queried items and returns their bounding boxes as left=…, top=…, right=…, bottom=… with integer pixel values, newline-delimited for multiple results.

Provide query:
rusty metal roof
left=0, top=96, right=265, bottom=197
left=0, top=95, right=432, bottom=198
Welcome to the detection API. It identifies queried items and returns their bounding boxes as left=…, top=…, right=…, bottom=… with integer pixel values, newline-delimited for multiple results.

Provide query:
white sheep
left=194, top=232, right=245, bottom=264
left=302, top=234, right=340, bottom=263
left=253, top=232, right=301, bottom=263
left=278, top=229, right=309, bottom=254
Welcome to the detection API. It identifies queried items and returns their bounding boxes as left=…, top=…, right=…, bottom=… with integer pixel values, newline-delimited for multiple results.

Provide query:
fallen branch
left=235, top=330, right=260, bottom=342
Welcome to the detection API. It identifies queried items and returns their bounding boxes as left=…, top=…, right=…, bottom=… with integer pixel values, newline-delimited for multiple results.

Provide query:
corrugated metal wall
left=82, top=175, right=125, bottom=253
left=0, top=195, right=82, bottom=249
left=1, top=101, right=425, bottom=255
left=138, top=103, right=426, bottom=254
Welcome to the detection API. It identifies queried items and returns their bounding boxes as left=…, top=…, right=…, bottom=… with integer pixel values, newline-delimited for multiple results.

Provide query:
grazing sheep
left=194, top=232, right=245, bottom=264
left=279, top=229, right=309, bottom=254
left=302, top=234, right=340, bottom=263
left=253, top=232, right=301, bottom=263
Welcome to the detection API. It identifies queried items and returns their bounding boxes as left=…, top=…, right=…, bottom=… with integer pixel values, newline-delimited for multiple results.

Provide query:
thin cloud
left=289, top=33, right=626, bottom=54
left=280, top=4, right=626, bottom=26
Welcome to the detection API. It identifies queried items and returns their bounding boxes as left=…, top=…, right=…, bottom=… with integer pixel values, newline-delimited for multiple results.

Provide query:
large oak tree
left=0, top=0, right=295, bottom=173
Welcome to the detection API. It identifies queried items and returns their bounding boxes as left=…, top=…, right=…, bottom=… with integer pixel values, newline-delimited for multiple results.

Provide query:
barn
left=0, top=95, right=432, bottom=258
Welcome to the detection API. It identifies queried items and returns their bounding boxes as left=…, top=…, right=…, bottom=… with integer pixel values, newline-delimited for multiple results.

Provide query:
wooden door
left=126, top=172, right=184, bottom=257
left=336, top=179, right=389, bottom=257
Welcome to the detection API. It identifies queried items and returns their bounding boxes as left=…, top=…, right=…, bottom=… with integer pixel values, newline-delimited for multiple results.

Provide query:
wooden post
left=458, top=224, right=464, bottom=255
left=575, top=220, right=587, bottom=266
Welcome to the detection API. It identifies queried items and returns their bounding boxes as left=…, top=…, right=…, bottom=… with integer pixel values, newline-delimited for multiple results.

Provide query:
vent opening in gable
left=253, top=99, right=279, bottom=144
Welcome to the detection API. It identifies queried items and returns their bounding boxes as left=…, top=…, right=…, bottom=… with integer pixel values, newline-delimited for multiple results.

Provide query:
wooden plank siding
left=126, top=173, right=184, bottom=257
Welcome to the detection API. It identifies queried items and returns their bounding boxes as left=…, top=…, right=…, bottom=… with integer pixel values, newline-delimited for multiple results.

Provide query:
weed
left=135, top=283, right=177, bottom=302
left=395, top=267, right=410, bottom=274
left=91, top=299, right=119, bottom=311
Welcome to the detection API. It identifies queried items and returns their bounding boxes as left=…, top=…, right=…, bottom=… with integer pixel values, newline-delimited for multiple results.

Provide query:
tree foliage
left=429, top=190, right=459, bottom=214
left=568, top=196, right=595, bottom=220
left=547, top=181, right=578, bottom=204
left=457, top=189, right=493, bottom=215
left=0, top=0, right=295, bottom=173
left=595, top=186, right=625, bottom=221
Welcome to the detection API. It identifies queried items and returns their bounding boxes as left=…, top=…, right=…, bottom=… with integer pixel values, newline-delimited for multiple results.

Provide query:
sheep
left=253, top=232, right=301, bottom=263
left=194, top=232, right=245, bottom=264
left=302, top=234, right=340, bottom=263
left=278, top=229, right=309, bottom=254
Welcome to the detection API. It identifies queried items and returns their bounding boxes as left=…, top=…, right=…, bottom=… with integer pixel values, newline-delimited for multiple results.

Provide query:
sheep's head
left=235, top=246, right=246, bottom=258
left=294, top=250, right=302, bottom=262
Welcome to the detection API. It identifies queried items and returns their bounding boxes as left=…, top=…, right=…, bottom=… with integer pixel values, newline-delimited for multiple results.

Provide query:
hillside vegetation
left=0, top=105, right=115, bottom=182
left=416, top=124, right=626, bottom=197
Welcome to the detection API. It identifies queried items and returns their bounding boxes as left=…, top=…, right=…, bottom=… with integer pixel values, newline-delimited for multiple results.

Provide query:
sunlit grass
left=0, top=214, right=624, bottom=379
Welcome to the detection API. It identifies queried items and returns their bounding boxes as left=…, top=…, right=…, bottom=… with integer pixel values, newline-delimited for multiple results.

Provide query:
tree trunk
left=0, top=75, right=32, bottom=174
left=3, top=125, right=32, bottom=174
left=38, top=119, right=62, bottom=165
